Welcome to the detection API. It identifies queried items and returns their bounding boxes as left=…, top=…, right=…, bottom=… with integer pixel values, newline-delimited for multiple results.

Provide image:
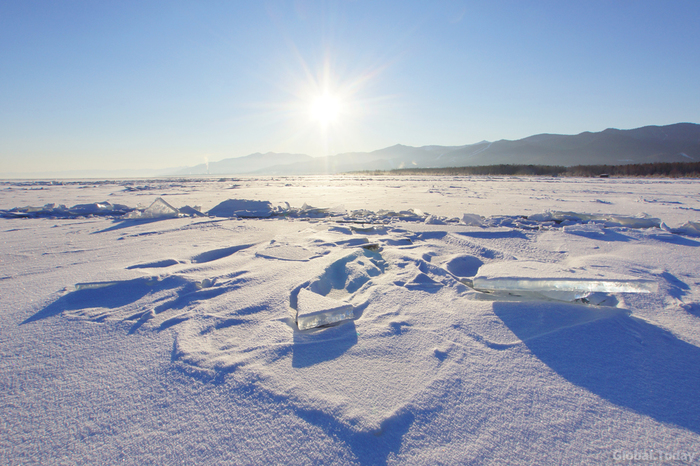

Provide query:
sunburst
left=309, top=92, right=342, bottom=127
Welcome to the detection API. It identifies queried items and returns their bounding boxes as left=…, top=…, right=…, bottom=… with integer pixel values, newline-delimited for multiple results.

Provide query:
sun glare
left=309, top=93, right=341, bottom=127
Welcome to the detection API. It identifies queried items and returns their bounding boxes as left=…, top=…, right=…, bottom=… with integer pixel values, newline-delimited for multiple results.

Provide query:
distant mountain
left=174, top=123, right=700, bottom=176
left=253, top=144, right=469, bottom=175
left=435, top=123, right=700, bottom=168
left=174, top=152, right=312, bottom=175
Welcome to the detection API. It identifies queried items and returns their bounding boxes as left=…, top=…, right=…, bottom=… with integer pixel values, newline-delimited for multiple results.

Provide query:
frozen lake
left=2, top=175, right=699, bottom=465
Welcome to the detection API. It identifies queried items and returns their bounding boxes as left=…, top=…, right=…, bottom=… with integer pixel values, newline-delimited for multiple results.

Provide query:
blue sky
left=1, top=0, right=699, bottom=174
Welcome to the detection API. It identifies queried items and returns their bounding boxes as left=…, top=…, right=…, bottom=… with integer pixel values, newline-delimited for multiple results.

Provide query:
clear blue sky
left=1, top=0, right=699, bottom=174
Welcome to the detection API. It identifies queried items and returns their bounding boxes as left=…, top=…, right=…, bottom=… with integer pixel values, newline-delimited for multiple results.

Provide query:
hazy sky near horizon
left=2, top=0, right=699, bottom=174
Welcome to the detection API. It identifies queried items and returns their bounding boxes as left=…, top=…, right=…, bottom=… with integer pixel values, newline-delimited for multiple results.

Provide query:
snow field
left=2, top=175, right=700, bottom=465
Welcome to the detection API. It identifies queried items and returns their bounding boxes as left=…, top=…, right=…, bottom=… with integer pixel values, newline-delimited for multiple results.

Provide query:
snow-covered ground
left=2, top=175, right=700, bottom=465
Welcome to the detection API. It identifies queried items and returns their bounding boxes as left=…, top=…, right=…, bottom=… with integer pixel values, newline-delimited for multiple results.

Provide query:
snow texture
left=2, top=175, right=700, bottom=465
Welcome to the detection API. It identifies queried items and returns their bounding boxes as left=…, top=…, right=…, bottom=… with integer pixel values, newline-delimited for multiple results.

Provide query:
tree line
left=357, top=162, right=700, bottom=178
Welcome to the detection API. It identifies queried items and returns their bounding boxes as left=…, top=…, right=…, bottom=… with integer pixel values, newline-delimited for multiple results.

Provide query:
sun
left=309, top=93, right=342, bottom=127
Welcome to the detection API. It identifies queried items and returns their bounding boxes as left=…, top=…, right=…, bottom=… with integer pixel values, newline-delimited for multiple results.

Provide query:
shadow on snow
left=494, top=301, right=700, bottom=434
left=21, top=276, right=185, bottom=325
left=21, top=276, right=241, bottom=334
left=291, top=320, right=358, bottom=368
left=295, top=406, right=414, bottom=466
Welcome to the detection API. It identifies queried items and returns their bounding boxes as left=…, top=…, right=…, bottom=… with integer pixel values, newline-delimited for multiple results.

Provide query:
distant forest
left=359, top=161, right=700, bottom=178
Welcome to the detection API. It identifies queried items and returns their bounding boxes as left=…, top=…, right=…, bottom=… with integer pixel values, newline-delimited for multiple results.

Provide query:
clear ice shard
left=296, top=288, right=354, bottom=330
left=75, top=281, right=120, bottom=290
left=141, top=197, right=179, bottom=219
left=300, top=203, right=347, bottom=217
left=471, top=277, right=658, bottom=294
left=528, top=211, right=661, bottom=229
left=126, top=197, right=179, bottom=219
left=462, top=213, right=484, bottom=226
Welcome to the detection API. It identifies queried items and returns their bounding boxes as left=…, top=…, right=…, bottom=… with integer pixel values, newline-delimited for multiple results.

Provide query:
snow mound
left=207, top=199, right=274, bottom=218
left=0, top=201, right=132, bottom=218
left=672, top=221, right=700, bottom=236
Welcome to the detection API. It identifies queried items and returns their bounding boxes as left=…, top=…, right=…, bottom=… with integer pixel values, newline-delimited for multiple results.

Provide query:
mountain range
left=174, top=123, right=700, bottom=176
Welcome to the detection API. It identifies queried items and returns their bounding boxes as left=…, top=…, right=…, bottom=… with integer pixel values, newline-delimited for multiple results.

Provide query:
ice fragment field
left=2, top=175, right=700, bottom=465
